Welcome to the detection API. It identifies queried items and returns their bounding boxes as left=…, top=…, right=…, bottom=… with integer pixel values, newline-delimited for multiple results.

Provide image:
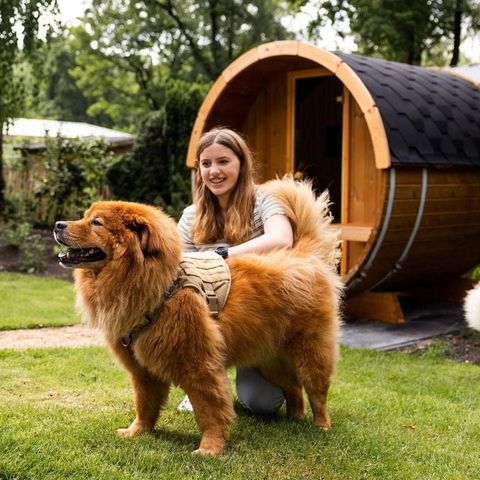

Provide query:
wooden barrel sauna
left=186, top=40, right=480, bottom=319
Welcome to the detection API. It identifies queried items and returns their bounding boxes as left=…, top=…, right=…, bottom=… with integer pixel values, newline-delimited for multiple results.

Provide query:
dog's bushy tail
left=464, top=282, right=480, bottom=331
left=261, top=175, right=341, bottom=271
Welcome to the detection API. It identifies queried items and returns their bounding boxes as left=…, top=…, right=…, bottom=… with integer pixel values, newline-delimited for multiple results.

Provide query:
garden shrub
left=107, top=79, right=209, bottom=219
left=18, top=231, right=47, bottom=272
left=3, top=221, right=32, bottom=248
left=469, top=265, right=480, bottom=280
left=4, top=136, right=117, bottom=226
left=33, top=136, right=116, bottom=225
left=2, top=220, right=47, bottom=272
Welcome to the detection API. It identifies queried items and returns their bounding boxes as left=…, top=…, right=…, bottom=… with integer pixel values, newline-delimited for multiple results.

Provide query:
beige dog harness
left=178, top=251, right=231, bottom=316
left=121, top=251, right=230, bottom=348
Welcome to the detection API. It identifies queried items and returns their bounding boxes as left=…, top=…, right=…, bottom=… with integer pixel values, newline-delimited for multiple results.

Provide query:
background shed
left=3, top=118, right=136, bottom=155
left=186, top=41, right=480, bottom=322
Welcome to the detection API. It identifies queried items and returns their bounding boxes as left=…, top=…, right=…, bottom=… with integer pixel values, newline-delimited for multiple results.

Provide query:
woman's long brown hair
left=192, top=128, right=256, bottom=245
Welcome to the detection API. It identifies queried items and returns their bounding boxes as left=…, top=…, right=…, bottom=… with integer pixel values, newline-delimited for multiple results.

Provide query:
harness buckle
left=205, top=290, right=220, bottom=316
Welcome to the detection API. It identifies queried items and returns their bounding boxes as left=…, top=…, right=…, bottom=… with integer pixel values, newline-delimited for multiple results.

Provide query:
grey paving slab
left=340, top=297, right=466, bottom=351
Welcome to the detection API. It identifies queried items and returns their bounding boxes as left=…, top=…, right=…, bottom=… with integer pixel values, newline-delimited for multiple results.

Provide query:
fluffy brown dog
left=54, top=177, right=343, bottom=456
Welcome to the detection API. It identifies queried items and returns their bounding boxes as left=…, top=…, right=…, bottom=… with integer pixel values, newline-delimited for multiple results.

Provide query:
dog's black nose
left=55, top=221, right=67, bottom=231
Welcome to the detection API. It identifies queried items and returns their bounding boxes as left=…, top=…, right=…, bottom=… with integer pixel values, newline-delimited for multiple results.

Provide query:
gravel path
left=0, top=325, right=104, bottom=350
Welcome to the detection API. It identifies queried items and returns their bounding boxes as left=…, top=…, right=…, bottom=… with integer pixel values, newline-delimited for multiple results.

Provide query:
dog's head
left=53, top=201, right=180, bottom=270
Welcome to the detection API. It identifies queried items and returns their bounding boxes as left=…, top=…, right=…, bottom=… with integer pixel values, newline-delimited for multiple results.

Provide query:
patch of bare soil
left=0, top=228, right=71, bottom=280
left=396, top=330, right=480, bottom=365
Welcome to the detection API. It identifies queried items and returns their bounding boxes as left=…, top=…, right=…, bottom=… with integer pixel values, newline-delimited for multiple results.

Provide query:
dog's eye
left=91, top=218, right=103, bottom=226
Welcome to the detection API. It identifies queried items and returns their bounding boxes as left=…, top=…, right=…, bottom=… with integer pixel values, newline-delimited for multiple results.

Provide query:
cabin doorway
left=293, top=75, right=343, bottom=222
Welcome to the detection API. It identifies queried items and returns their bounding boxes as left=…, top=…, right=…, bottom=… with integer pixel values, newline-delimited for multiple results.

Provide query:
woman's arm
left=227, top=214, right=293, bottom=257
left=177, top=207, right=199, bottom=252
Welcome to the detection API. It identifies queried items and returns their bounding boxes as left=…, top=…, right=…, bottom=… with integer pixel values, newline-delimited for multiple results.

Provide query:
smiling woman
left=179, top=127, right=293, bottom=257
left=198, top=143, right=241, bottom=210
left=176, top=127, right=296, bottom=417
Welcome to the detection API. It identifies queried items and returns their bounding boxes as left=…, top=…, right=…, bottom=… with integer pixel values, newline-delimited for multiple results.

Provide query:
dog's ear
left=127, top=218, right=161, bottom=256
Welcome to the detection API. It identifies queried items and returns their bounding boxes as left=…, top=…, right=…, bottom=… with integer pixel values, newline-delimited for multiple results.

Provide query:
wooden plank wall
left=379, top=168, right=480, bottom=290
left=348, top=167, right=480, bottom=294
left=242, top=75, right=289, bottom=182
left=346, top=168, right=424, bottom=295
left=343, top=95, right=385, bottom=276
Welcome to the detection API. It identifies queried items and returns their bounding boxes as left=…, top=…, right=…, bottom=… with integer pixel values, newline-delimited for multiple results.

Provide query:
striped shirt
left=177, top=187, right=286, bottom=252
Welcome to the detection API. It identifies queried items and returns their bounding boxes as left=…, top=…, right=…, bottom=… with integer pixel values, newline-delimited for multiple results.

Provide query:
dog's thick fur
left=54, top=177, right=343, bottom=456
left=464, top=282, right=480, bottom=331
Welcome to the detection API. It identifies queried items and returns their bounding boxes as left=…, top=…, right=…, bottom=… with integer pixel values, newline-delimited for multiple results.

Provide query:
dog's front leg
left=182, top=369, right=235, bottom=456
left=117, top=371, right=171, bottom=437
left=110, top=341, right=170, bottom=437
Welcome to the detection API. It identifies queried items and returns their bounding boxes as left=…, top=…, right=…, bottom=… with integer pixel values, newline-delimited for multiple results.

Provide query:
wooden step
left=329, top=223, right=373, bottom=242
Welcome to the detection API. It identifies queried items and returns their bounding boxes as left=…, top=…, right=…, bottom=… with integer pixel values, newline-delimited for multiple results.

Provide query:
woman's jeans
left=235, top=367, right=285, bottom=415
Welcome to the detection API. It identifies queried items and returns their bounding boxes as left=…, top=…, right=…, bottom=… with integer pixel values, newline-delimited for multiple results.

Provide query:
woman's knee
left=235, top=367, right=285, bottom=416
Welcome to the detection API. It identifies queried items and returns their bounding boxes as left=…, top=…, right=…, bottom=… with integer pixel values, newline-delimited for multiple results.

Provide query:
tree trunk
left=450, top=0, right=462, bottom=67
left=0, top=129, right=5, bottom=216
left=406, top=34, right=417, bottom=65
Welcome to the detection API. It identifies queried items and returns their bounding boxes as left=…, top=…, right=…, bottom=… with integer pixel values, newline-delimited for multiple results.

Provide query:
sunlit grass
left=0, top=272, right=78, bottom=330
left=1, top=345, right=479, bottom=479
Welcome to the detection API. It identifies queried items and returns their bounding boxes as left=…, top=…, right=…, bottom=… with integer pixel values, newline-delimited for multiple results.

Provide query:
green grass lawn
left=0, top=272, right=78, bottom=330
left=1, top=345, right=479, bottom=480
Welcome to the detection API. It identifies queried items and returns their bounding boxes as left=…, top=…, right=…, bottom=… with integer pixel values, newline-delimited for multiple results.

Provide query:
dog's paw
left=117, top=427, right=138, bottom=437
left=116, top=424, right=149, bottom=437
left=314, top=418, right=331, bottom=431
left=192, top=447, right=223, bottom=457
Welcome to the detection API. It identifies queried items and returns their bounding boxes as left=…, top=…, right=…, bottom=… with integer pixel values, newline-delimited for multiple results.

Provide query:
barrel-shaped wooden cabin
left=186, top=41, right=480, bottom=321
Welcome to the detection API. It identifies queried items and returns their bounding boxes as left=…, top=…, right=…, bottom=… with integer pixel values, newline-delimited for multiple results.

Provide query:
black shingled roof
left=336, top=53, right=480, bottom=167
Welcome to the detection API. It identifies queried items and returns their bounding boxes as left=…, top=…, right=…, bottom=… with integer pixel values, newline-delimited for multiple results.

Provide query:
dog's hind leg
left=284, top=384, right=305, bottom=419
left=259, top=362, right=305, bottom=419
left=182, top=369, right=235, bottom=456
left=287, top=336, right=338, bottom=430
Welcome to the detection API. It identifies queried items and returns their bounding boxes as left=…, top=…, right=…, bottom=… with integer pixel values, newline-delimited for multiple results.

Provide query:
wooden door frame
left=286, top=69, right=352, bottom=274
left=286, top=68, right=334, bottom=174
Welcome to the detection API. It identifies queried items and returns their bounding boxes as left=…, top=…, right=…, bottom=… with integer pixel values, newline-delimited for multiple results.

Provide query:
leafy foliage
left=144, top=0, right=293, bottom=79
left=22, top=36, right=112, bottom=125
left=0, top=0, right=57, bottom=120
left=1, top=221, right=47, bottom=272
left=67, top=0, right=291, bottom=129
left=35, top=136, right=117, bottom=224
left=68, top=20, right=154, bottom=131
left=5, top=137, right=117, bottom=226
left=297, top=0, right=480, bottom=65
left=0, top=0, right=59, bottom=212
left=107, top=79, right=208, bottom=219
left=468, top=264, right=480, bottom=280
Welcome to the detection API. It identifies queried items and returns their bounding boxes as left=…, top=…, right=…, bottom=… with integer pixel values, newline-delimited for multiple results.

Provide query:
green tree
left=0, top=0, right=58, bottom=214
left=37, top=37, right=112, bottom=124
left=107, top=79, right=208, bottom=218
left=19, top=35, right=112, bottom=125
left=296, top=0, right=480, bottom=65
left=146, top=0, right=293, bottom=79
left=68, top=0, right=292, bottom=128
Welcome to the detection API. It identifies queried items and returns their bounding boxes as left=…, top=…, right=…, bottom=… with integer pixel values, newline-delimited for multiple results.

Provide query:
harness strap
left=121, top=277, right=179, bottom=348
